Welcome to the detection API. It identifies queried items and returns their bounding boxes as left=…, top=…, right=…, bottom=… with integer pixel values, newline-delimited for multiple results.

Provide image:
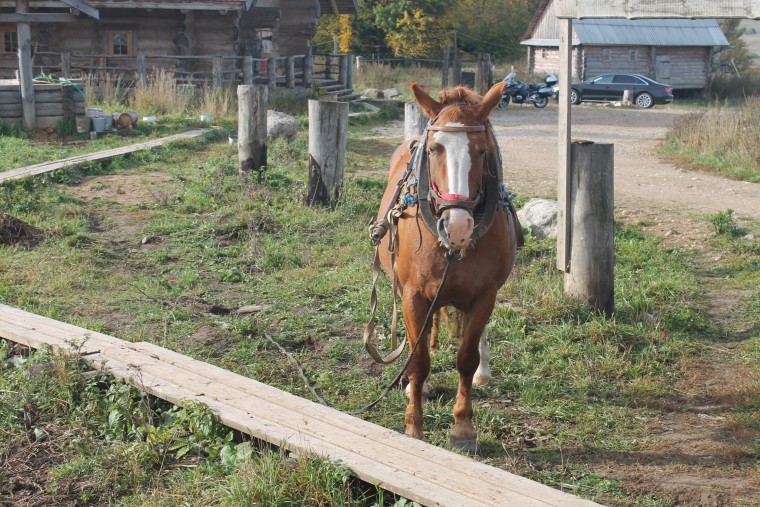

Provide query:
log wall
left=528, top=45, right=710, bottom=89
left=0, top=82, right=85, bottom=129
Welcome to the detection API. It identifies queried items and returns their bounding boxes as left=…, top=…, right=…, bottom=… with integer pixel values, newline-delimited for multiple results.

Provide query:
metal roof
left=572, top=18, right=728, bottom=47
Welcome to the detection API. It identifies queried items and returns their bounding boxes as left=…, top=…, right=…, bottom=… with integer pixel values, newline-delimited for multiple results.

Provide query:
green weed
left=707, top=208, right=744, bottom=237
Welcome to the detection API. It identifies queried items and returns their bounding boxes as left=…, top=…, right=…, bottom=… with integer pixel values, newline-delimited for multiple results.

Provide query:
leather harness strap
left=426, top=124, right=485, bottom=132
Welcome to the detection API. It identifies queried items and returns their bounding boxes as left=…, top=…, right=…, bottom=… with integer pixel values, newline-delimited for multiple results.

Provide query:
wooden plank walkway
left=0, top=304, right=603, bottom=507
left=0, top=128, right=213, bottom=183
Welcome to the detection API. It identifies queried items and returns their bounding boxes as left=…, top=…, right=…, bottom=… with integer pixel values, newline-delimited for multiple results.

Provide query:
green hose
left=33, top=75, right=86, bottom=98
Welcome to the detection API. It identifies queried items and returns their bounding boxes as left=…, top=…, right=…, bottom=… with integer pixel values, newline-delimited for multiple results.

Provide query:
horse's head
left=411, top=80, right=507, bottom=251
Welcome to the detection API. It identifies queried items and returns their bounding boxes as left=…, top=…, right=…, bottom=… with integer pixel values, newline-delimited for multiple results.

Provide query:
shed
left=0, top=0, right=358, bottom=79
left=521, top=0, right=729, bottom=90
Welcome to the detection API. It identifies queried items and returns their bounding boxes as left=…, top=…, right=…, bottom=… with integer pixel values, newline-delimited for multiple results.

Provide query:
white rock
left=516, top=198, right=558, bottom=240
left=267, top=110, right=299, bottom=141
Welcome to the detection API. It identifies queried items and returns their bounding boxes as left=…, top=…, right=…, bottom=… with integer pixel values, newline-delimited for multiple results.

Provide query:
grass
left=0, top=346, right=375, bottom=506
left=662, top=96, right=760, bottom=183
left=0, top=98, right=759, bottom=505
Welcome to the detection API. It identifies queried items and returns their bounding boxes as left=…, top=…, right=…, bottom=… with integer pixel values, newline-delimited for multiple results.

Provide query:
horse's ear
left=475, top=81, right=507, bottom=121
left=411, top=80, right=443, bottom=118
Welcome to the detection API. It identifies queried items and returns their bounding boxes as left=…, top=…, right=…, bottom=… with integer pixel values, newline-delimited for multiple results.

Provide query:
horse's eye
left=478, top=148, right=487, bottom=157
left=428, top=144, right=441, bottom=156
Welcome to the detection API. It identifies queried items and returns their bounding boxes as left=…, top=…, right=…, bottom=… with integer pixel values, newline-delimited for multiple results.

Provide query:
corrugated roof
left=573, top=18, right=728, bottom=46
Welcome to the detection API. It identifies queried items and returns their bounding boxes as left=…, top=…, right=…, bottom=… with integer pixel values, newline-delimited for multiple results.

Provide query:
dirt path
left=491, top=105, right=760, bottom=221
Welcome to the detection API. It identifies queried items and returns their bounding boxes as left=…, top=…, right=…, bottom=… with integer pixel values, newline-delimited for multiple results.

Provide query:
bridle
left=413, top=107, right=502, bottom=246
left=425, top=123, right=486, bottom=215
left=423, top=119, right=487, bottom=216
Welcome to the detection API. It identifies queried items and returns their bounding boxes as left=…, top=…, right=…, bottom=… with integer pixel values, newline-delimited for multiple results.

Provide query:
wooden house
left=521, top=0, right=729, bottom=90
left=0, top=0, right=358, bottom=80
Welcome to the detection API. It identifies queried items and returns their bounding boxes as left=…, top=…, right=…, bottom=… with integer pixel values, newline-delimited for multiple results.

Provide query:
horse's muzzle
left=437, top=208, right=474, bottom=250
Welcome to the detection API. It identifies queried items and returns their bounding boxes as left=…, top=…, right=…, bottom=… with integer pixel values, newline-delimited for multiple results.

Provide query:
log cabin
left=0, top=0, right=358, bottom=80
left=521, top=0, right=729, bottom=91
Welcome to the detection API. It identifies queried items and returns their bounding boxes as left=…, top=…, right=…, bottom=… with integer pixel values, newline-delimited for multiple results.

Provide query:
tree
left=374, top=0, right=453, bottom=57
left=443, top=0, right=534, bottom=60
left=714, top=19, right=752, bottom=76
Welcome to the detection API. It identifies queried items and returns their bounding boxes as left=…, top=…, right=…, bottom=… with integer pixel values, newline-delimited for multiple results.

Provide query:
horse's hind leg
left=473, top=327, right=492, bottom=386
left=430, top=309, right=441, bottom=350
left=401, top=292, right=432, bottom=441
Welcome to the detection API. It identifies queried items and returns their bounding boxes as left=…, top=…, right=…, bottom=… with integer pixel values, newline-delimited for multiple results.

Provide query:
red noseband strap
left=429, top=180, right=482, bottom=212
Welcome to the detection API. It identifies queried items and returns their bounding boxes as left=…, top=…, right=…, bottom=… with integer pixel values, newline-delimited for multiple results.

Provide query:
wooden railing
left=24, top=49, right=354, bottom=91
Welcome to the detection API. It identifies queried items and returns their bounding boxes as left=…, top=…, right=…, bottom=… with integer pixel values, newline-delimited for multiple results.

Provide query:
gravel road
left=489, top=104, right=760, bottom=223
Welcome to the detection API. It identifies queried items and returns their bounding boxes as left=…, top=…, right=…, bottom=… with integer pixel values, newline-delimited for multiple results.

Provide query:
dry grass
left=82, top=72, right=131, bottom=110
left=666, top=96, right=760, bottom=182
left=132, top=68, right=192, bottom=115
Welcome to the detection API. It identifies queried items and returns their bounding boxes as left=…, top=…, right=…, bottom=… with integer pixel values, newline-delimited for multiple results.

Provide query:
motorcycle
left=498, top=73, right=558, bottom=109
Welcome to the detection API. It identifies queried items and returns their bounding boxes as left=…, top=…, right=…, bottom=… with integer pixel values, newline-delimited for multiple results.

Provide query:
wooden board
left=0, top=304, right=602, bottom=507
left=0, top=129, right=213, bottom=183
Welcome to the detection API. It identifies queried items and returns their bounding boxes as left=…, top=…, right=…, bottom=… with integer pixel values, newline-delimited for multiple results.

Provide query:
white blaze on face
left=432, top=123, right=471, bottom=199
left=432, top=122, right=474, bottom=247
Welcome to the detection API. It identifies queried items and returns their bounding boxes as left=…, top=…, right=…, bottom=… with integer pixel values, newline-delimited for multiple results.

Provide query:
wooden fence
left=26, top=49, right=352, bottom=92
left=0, top=81, right=84, bottom=129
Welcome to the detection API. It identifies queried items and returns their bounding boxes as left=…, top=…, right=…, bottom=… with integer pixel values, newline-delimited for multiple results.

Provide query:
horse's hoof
left=449, top=437, right=478, bottom=454
left=473, top=372, right=492, bottom=386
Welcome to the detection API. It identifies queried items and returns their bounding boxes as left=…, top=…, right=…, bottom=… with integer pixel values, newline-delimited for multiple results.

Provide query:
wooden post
left=307, top=99, right=348, bottom=207
left=564, top=141, right=614, bottom=317
left=453, top=32, right=461, bottom=85
left=346, top=54, right=354, bottom=91
left=622, top=89, right=633, bottom=105
left=61, top=83, right=74, bottom=118
left=356, top=55, right=364, bottom=74
left=404, top=103, right=426, bottom=141
left=339, top=54, right=349, bottom=87
left=303, top=46, right=313, bottom=88
left=286, top=56, right=295, bottom=89
left=557, top=18, right=573, bottom=272
left=243, top=55, right=254, bottom=85
left=137, top=55, right=147, bottom=87
left=213, top=56, right=223, bottom=88
left=237, top=85, right=268, bottom=180
left=442, top=45, right=451, bottom=88
left=267, top=57, right=276, bottom=91
left=16, top=0, right=35, bottom=130
left=325, top=54, right=332, bottom=80
left=486, top=53, right=493, bottom=90
left=477, top=53, right=490, bottom=96
left=61, top=52, right=71, bottom=79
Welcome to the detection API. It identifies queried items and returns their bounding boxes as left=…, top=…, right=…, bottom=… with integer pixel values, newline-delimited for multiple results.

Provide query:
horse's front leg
left=401, top=291, right=432, bottom=441
left=450, top=297, right=496, bottom=453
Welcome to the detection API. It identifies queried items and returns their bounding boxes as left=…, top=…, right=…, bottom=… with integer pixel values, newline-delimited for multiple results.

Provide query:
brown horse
left=375, top=81, right=521, bottom=453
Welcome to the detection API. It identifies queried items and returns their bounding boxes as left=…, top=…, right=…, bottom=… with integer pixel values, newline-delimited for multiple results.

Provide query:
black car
left=569, top=73, right=673, bottom=108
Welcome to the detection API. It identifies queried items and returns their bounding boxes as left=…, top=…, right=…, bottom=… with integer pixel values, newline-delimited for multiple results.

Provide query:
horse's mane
left=437, top=86, right=481, bottom=106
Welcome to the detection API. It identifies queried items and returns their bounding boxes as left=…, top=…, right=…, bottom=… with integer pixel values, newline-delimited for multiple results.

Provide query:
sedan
left=569, top=73, right=673, bottom=108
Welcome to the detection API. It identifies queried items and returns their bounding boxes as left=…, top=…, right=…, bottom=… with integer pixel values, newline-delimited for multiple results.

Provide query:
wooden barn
left=521, top=0, right=729, bottom=90
left=0, top=0, right=358, bottom=80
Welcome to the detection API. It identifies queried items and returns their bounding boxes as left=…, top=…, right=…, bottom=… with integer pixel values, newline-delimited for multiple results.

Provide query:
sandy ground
left=490, top=104, right=760, bottom=222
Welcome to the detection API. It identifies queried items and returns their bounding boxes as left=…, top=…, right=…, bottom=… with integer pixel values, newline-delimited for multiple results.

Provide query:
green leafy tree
left=374, top=0, right=454, bottom=57
left=313, top=0, right=388, bottom=54
left=714, top=19, right=752, bottom=75
left=443, top=0, right=534, bottom=60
